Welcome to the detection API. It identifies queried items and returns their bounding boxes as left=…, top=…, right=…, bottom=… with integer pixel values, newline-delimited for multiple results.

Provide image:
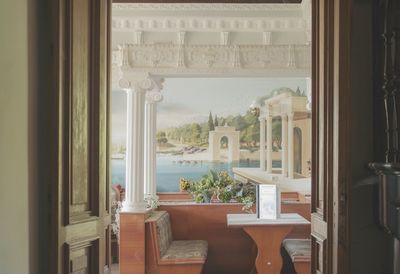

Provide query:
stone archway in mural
left=208, top=126, right=240, bottom=162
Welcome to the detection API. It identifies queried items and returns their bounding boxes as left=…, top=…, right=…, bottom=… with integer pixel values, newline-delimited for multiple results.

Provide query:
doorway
left=111, top=2, right=313, bottom=273
left=47, top=0, right=352, bottom=273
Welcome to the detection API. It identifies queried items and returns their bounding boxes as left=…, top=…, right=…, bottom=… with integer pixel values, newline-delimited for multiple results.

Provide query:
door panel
left=50, top=0, right=112, bottom=273
left=69, top=0, right=91, bottom=218
left=311, top=0, right=351, bottom=273
left=311, top=0, right=332, bottom=272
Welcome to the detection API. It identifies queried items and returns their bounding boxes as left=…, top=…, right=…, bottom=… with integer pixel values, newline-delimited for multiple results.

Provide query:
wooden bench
left=145, top=211, right=208, bottom=274
left=282, top=239, right=311, bottom=274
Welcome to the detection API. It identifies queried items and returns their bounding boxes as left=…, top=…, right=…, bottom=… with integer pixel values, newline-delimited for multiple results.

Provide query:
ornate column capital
left=287, top=112, right=295, bottom=120
left=118, top=74, right=164, bottom=93
left=146, top=91, right=163, bottom=104
left=145, top=76, right=164, bottom=103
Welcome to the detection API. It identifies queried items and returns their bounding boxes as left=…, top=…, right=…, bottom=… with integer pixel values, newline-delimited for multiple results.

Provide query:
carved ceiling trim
left=112, top=43, right=310, bottom=88
left=112, top=3, right=302, bottom=12
left=112, top=17, right=306, bottom=32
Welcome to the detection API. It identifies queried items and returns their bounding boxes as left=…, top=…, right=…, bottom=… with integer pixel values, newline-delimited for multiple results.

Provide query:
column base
left=119, top=212, right=148, bottom=274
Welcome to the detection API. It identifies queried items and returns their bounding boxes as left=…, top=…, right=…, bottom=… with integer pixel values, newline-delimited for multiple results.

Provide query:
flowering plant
left=179, top=178, right=191, bottom=191
left=182, top=170, right=256, bottom=212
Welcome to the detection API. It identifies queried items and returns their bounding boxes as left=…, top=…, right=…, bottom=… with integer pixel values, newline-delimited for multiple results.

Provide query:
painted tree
left=214, top=115, right=219, bottom=127
left=200, top=123, right=209, bottom=143
left=208, top=112, right=215, bottom=131
left=156, top=131, right=168, bottom=145
left=191, top=123, right=202, bottom=144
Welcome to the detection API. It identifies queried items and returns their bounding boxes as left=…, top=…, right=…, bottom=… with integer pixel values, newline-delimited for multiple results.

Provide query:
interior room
left=110, top=3, right=313, bottom=273
left=1, top=0, right=399, bottom=274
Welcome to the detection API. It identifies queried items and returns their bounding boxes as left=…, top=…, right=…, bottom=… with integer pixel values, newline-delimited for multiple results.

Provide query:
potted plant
left=182, top=170, right=256, bottom=212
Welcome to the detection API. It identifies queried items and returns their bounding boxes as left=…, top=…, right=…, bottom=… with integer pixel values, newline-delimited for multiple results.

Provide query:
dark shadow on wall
left=350, top=0, right=393, bottom=273
left=29, top=0, right=53, bottom=273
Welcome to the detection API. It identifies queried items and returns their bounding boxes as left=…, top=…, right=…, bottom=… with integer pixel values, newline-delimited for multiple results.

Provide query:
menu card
left=256, top=184, right=280, bottom=220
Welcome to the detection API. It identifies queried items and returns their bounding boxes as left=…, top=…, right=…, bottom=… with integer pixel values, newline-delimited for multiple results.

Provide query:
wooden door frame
left=110, top=1, right=352, bottom=274
left=47, top=0, right=112, bottom=273
left=311, top=0, right=351, bottom=273
left=45, top=0, right=352, bottom=273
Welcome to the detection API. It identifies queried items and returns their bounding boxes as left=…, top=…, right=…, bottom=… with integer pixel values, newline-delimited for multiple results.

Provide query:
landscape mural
left=111, top=78, right=307, bottom=192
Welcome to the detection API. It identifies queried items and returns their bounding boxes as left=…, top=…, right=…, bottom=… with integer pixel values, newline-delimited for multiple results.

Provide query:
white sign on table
left=256, top=184, right=281, bottom=220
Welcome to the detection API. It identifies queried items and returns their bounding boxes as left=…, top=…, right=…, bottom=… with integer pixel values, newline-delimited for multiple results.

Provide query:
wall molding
left=112, top=3, right=302, bottom=12
left=113, top=43, right=310, bottom=68
left=112, top=16, right=307, bottom=33
left=113, top=43, right=310, bottom=87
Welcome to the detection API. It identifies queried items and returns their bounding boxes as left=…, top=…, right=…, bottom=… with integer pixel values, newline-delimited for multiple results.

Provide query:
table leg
left=244, top=226, right=293, bottom=274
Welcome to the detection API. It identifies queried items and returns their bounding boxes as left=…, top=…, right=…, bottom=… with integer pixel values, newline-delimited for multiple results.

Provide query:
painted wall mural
left=111, top=77, right=307, bottom=192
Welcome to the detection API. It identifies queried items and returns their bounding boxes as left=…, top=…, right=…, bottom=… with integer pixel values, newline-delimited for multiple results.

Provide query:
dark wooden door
left=311, top=0, right=351, bottom=273
left=49, top=0, right=112, bottom=273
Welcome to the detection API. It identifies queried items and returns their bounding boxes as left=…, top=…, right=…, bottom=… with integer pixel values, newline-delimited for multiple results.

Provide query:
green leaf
left=208, top=170, right=218, bottom=182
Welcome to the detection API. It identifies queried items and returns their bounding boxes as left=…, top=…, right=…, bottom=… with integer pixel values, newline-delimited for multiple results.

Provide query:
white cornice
left=112, top=3, right=302, bottom=12
left=112, top=16, right=306, bottom=32
left=112, top=43, right=310, bottom=88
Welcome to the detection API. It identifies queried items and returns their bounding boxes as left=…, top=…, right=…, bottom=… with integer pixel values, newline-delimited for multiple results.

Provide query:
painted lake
left=112, top=155, right=282, bottom=192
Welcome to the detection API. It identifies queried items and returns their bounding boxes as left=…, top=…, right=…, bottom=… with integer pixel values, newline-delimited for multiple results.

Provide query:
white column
left=144, top=90, right=163, bottom=207
left=306, top=77, right=312, bottom=110
left=266, top=115, right=273, bottom=174
left=259, top=117, right=266, bottom=171
left=288, top=112, right=294, bottom=179
left=281, top=114, right=288, bottom=177
left=122, top=76, right=155, bottom=213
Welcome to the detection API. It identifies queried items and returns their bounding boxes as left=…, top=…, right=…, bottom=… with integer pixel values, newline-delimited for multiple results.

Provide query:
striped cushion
left=155, top=212, right=173, bottom=257
left=162, top=240, right=208, bottom=261
left=282, top=239, right=311, bottom=262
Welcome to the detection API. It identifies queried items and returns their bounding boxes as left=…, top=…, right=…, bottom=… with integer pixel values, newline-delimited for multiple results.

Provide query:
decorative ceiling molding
left=112, top=43, right=310, bottom=87
left=112, top=16, right=306, bottom=32
left=111, top=2, right=311, bottom=89
left=112, top=3, right=302, bottom=12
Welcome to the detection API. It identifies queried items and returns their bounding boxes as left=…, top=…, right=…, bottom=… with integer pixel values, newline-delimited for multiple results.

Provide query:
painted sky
left=112, top=77, right=307, bottom=145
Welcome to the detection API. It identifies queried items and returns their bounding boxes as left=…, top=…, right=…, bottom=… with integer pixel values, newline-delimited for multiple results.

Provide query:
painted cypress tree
left=208, top=112, right=215, bottom=131
left=214, top=115, right=219, bottom=127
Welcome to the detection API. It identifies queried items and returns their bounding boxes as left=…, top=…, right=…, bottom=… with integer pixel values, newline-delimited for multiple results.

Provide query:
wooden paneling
left=66, top=239, right=100, bottom=274
left=119, top=213, right=147, bottom=274
left=311, top=0, right=351, bottom=273
left=49, top=0, right=112, bottom=273
left=70, top=0, right=90, bottom=213
left=159, top=202, right=310, bottom=274
left=64, top=0, right=98, bottom=221
left=158, top=192, right=193, bottom=201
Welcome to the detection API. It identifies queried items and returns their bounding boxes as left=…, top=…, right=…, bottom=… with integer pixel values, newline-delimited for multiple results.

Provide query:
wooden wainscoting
left=158, top=201, right=310, bottom=274
left=158, top=192, right=193, bottom=201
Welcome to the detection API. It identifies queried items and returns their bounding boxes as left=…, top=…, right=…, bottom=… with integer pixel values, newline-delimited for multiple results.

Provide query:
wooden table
left=227, top=213, right=310, bottom=274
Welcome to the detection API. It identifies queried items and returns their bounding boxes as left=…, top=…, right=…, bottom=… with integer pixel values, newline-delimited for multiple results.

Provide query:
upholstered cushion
left=161, top=240, right=208, bottom=261
left=282, top=239, right=311, bottom=262
left=156, top=212, right=173, bottom=257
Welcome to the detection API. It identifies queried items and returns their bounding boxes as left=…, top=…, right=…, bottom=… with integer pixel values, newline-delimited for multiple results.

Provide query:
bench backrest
left=153, top=211, right=173, bottom=257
